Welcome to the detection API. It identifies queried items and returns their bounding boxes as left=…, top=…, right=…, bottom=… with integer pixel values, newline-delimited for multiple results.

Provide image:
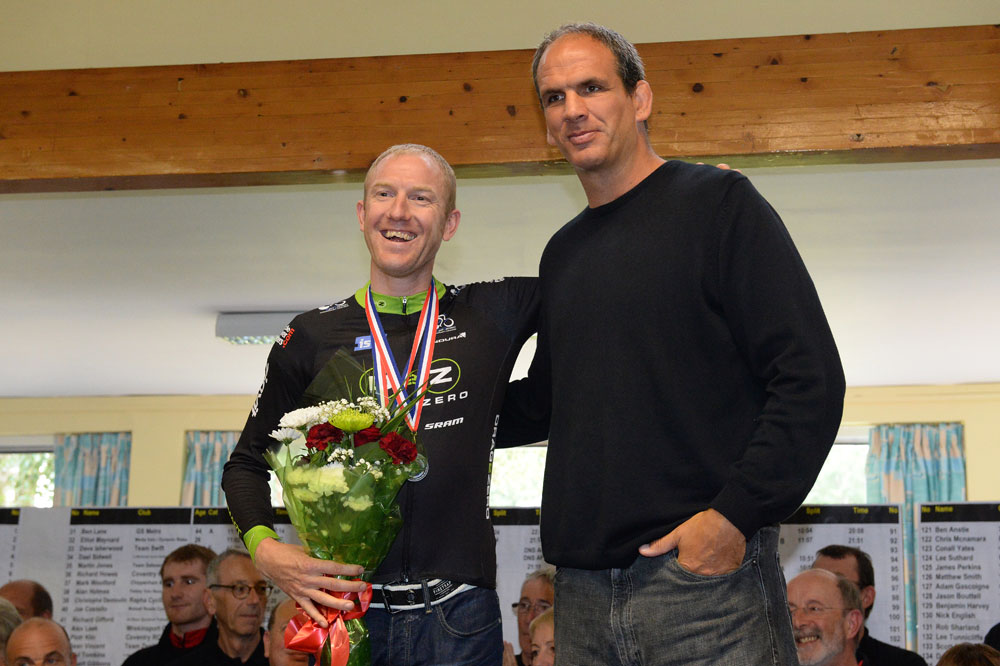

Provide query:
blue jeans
left=366, top=586, right=503, bottom=666
left=553, top=526, right=796, bottom=666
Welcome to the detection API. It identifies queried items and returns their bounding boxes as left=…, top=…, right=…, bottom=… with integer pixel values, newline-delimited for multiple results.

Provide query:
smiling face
left=357, top=152, right=460, bottom=295
left=535, top=33, right=652, bottom=179
left=205, top=555, right=267, bottom=641
left=787, top=570, right=863, bottom=666
left=161, top=559, right=211, bottom=634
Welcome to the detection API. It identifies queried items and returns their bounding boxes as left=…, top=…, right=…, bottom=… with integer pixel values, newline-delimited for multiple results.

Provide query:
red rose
left=306, top=423, right=343, bottom=451
left=379, top=432, right=418, bottom=464
left=353, top=425, right=383, bottom=448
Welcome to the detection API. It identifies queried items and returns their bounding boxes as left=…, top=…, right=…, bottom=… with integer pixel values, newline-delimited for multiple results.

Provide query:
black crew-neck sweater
left=507, top=161, right=845, bottom=570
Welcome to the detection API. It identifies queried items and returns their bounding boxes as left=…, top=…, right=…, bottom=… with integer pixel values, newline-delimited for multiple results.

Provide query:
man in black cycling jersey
left=222, top=144, right=539, bottom=666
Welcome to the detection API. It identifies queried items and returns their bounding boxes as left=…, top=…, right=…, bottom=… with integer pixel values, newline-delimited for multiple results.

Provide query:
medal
left=363, top=280, right=438, bottom=432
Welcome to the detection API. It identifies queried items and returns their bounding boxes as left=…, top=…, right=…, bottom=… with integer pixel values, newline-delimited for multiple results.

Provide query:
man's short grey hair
left=522, top=564, right=556, bottom=588
left=363, top=143, right=457, bottom=213
left=206, top=547, right=253, bottom=586
left=532, top=22, right=646, bottom=100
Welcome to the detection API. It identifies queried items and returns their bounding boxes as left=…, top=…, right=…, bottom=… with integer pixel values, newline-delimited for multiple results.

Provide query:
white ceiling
left=2, top=158, right=999, bottom=397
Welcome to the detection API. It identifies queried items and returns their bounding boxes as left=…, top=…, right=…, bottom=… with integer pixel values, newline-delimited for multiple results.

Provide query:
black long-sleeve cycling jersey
left=222, top=278, right=539, bottom=588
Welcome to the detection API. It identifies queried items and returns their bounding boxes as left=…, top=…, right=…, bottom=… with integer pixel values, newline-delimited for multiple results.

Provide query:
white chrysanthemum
left=269, top=428, right=300, bottom=444
left=339, top=523, right=352, bottom=532
left=307, top=463, right=349, bottom=496
left=278, top=406, right=324, bottom=429
left=343, top=494, right=373, bottom=511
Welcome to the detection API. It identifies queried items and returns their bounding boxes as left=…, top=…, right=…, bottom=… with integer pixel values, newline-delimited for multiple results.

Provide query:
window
left=802, top=426, right=871, bottom=505
left=0, top=436, right=57, bottom=508
left=489, top=445, right=547, bottom=507
left=487, top=426, right=872, bottom=509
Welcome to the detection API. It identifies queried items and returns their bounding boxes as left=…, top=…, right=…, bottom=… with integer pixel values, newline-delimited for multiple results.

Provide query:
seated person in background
left=0, top=597, right=23, bottom=665
left=503, top=566, right=555, bottom=666
left=4, top=617, right=76, bottom=666
left=813, top=544, right=928, bottom=666
left=263, top=597, right=308, bottom=666
left=787, top=569, right=865, bottom=666
left=122, top=543, right=218, bottom=666
left=985, top=624, right=1000, bottom=652
left=174, top=548, right=269, bottom=666
left=0, top=580, right=52, bottom=621
left=528, top=608, right=554, bottom=666
left=935, top=643, right=1000, bottom=666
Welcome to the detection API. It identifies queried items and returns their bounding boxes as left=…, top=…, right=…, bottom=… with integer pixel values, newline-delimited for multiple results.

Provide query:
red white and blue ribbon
left=363, top=280, right=438, bottom=432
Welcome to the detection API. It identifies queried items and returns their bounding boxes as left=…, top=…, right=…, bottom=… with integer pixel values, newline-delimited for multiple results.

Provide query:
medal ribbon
left=363, top=280, right=438, bottom=432
left=284, top=583, right=373, bottom=666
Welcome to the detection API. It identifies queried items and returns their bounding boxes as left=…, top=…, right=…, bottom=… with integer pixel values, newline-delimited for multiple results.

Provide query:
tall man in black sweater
left=500, top=23, right=846, bottom=665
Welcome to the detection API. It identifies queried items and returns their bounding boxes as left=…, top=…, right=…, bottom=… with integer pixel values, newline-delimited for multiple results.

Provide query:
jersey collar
left=353, top=279, right=446, bottom=315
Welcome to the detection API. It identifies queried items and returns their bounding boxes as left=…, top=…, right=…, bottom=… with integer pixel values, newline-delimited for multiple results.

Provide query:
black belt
left=373, top=579, right=466, bottom=613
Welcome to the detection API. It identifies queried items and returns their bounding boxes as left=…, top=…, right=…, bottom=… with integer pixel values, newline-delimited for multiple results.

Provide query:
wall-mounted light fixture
left=215, top=311, right=301, bottom=345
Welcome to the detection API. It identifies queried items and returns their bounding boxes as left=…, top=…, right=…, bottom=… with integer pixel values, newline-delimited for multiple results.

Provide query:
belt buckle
left=380, top=583, right=420, bottom=614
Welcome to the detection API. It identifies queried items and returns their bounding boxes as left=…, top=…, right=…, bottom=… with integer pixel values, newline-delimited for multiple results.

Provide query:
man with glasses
left=123, top=544, right=218, bottom=665
left=503, top=566, right=554, bottom=666
left=812, top=545, right=928, bottom=666
left=787, top=569, right=866, bottom=666
left=175, top=549, right=270, bottom=666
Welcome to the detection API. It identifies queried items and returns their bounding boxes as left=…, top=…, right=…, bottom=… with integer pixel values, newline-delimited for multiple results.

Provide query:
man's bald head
left=4, top=617, right=76, bottom=666
left=0, top=581, right=52, bottom=621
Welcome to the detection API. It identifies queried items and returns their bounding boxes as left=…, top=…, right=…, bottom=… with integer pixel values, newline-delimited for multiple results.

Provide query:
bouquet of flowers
left=266, top=393, right=428, bottom=666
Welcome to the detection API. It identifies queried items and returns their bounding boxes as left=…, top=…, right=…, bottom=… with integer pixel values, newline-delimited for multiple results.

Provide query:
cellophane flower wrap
left=265, top=392, right=428, bottom=666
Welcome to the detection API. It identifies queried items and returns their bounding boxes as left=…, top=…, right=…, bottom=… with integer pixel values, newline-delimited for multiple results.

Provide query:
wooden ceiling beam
left=1, top=24, right=998, bottom=193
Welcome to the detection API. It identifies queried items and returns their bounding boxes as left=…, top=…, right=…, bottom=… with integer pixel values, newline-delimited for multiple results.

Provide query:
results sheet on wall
left=917, top=502, right=1000, bottom=663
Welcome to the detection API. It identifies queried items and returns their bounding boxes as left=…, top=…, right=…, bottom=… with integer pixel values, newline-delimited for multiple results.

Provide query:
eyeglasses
left=209, top=583, right=273, bottom=600
left=787, top=603, right=846, bottom=618
left=512, top=600, right=552, bottom=615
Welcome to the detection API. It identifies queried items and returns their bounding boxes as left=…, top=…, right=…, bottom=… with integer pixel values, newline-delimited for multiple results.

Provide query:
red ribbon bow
left=284, top=582, right=373, bottom=666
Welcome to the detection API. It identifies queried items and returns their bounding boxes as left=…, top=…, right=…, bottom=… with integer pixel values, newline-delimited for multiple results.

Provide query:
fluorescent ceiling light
left=215, top=311, right=301, bottom=345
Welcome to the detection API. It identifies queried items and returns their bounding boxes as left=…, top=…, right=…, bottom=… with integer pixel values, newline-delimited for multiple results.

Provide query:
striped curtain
left=181, top=431, right=240, bottom=506
left=53, top=432, right=131, bottom=506
left=866, top=422, right=965, bottom=650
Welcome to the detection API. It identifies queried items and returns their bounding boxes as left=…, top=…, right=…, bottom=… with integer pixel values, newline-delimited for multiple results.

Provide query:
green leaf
left=353, top=441, right=389, bottom=463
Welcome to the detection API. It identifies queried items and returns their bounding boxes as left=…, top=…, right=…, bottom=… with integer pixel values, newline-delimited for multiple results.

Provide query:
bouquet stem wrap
left=285, top=584, right=373, bottom=666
